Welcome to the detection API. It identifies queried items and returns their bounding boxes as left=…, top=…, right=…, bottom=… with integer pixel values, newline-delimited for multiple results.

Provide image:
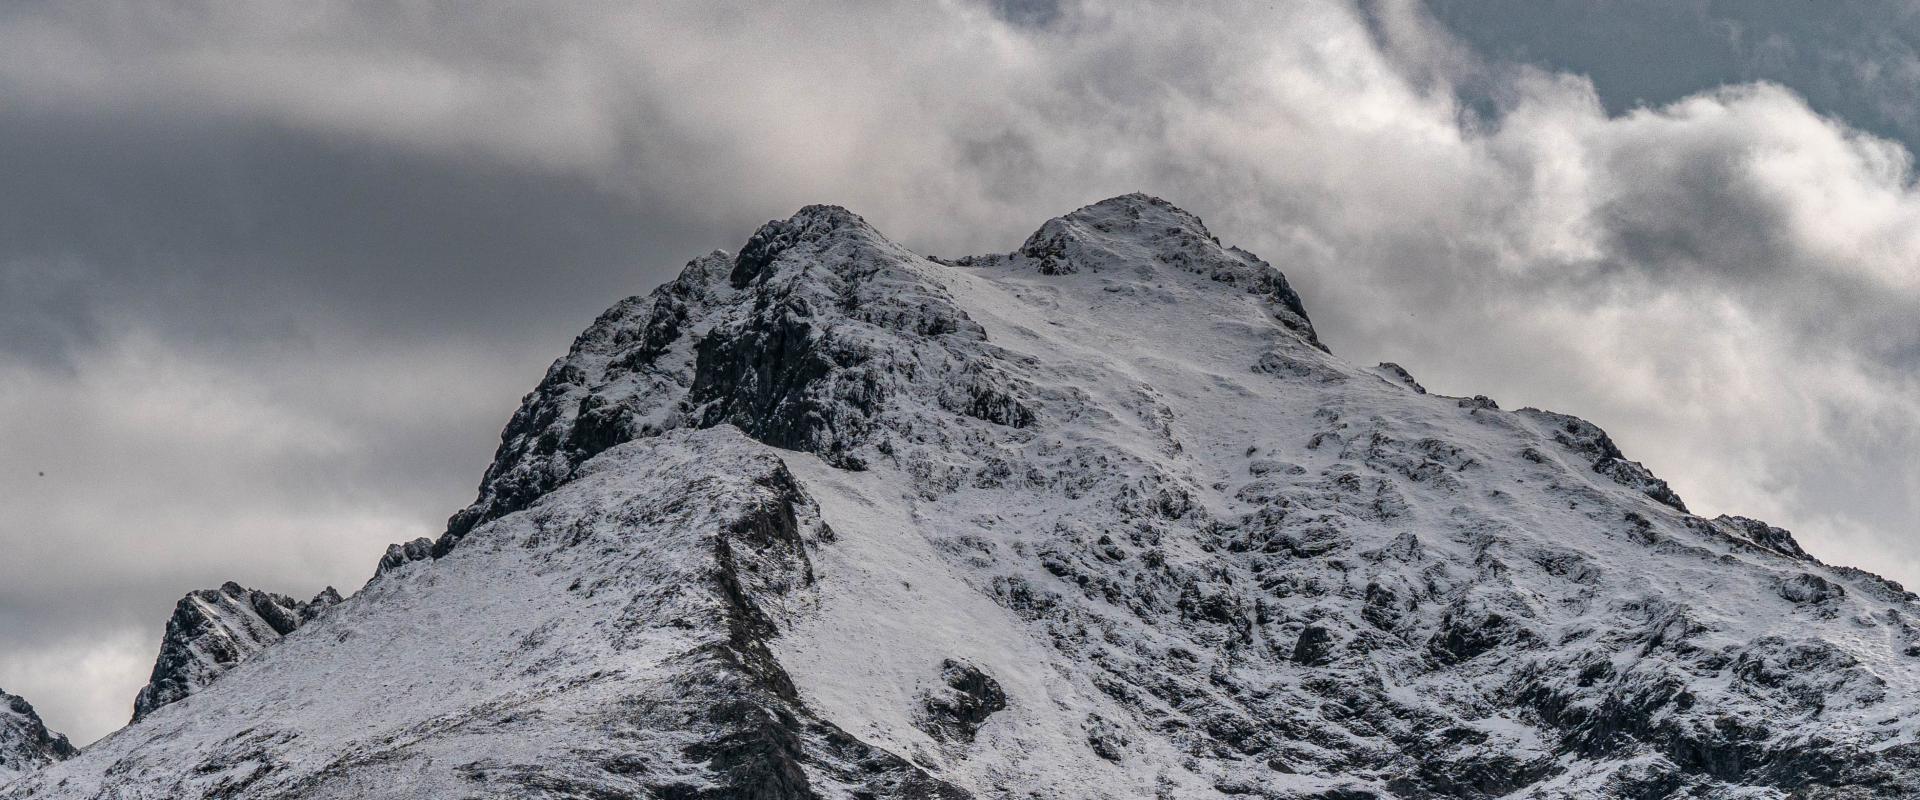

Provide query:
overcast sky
left=2, top=0, right=1917, bottom=745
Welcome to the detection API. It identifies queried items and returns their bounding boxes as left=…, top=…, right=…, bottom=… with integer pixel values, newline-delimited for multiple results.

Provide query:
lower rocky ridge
left=0, top=691, right=75, bottom=785
left=132, top=582, right=341, bottom=722
left=5, top=430, right=965, bottom=799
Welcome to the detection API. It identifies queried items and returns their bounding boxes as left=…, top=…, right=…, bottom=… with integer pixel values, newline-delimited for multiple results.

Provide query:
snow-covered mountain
left=9, top=195, right=1920, bottom=798
left=132, top=582, right=341, bottom=723
left=0, top=691, right=74, bottom=785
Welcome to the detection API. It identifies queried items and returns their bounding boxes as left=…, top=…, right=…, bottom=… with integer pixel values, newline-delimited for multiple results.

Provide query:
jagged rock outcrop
left=16, top=194, right=1920, bottom=799
left=0, top=691, right=75, bottom=785
left=915, top=660, right=1007, bottom=745
left=1516, top=408, right=1690, bottom=512
left=1373, top=362, right=1426, bottom=394
left=374, top=537, right=433, bottom=576
left=131, top=582, right=340, bottom=722
left=1713, top=515, right=1812, bottom=560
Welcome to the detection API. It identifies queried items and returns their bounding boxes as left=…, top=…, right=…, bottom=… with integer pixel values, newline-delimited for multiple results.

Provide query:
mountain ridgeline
left=7, top=195, right=1920, bottom=799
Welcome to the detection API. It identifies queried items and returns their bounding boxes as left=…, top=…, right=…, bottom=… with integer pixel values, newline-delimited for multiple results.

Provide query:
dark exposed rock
left=688, top=206, right=1035, bottom=470
left=1385, top=721, right=1558, bottom=799
left=1826, top=564, right=1918, bottom=603
left=915, top=660, right=1008, bottom=745
left=131, top=582, right=340, bottom=722
left=1428, top=598, right=1537, bottom=666
left=1776, top=572, right=1846, bottom=605
left=1360, top=580, right=1410, bottom=631
left=1083, top=714, right=1129, bottom=762
left=1254, top=348, right=1347, bottom=383
left=1291, top=624, right=1337, bottom=666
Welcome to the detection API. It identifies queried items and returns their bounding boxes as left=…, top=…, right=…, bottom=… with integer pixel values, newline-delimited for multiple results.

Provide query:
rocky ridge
left=11, top=194, right=1920, bottom=799
left=131, top=581, right=341, bottom=723
left=0, top=691, right=74, bottom=785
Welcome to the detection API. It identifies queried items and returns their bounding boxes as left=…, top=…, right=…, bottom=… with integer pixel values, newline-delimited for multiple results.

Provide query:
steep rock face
left=686, top=205, right=1035, bottom=468
left=427, top=205, right=1040, bottom=557
left=436, top=252, right=738, bottom=550
left=131, top=582, right=341, bottom=722
left=0, top=691, right=75, bottom=785
left=21, top=194, right=1920, bottom=799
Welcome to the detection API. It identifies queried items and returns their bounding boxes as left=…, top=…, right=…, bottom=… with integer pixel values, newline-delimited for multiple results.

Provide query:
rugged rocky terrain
left=8, top=195, right=1920, bottom=798
left=0, top=691, right=74, bottom=784
left=130, top=582, right=341, bottom=723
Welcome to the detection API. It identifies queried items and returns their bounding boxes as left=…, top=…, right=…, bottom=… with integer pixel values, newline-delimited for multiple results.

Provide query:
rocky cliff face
left=13, top=194, right=1920, bottom=799
left=131, top=582, right=341, bottom=722
left=0, top=691, right=74, bottom=785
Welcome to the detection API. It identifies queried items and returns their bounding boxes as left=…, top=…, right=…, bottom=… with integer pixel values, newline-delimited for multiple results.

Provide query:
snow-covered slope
left=132, top=582, right=341, bottom=722
left=0, top=690, right=74, bottom=786
left=13, top=195, right=1920, bottom=799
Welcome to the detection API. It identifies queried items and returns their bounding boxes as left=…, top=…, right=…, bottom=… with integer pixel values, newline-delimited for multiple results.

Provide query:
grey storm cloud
left=2, top=0, right=1918, bottom=744
left=0, top=90, right=720, bottom=364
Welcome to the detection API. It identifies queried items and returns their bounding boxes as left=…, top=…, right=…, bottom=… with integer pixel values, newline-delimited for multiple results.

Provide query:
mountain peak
left=788, top=202, right=867, bottom=225
left=1019, top=192, right=1214, bottom=265
left=1012, top=193, right=1320, bottom=347
left=1061, top=191, right=1210, bottom=227
left=731, top=204, right=892, bottom=288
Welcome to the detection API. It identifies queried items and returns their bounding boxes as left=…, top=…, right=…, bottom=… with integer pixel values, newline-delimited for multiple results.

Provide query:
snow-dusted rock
left=17, top=194, right=1920, bottom=799
left=1372, top=362, right=1427, bottom=395
left=1516, top=407, right=1690, bottom=512
left=915, top=660, right=1008, bottom=745
left=0, top=691, right=74, bottom=786
left=130, top=582, right=340, bottom=722
left=1712, top=515, right=1813, bottom=561
left=437, top=251, right=739, bottom=549
left=374, top=537, right=433, bottom=576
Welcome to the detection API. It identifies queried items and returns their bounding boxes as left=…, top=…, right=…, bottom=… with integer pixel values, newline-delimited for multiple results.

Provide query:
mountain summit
left=9, top=196, right=1920, bottom=798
